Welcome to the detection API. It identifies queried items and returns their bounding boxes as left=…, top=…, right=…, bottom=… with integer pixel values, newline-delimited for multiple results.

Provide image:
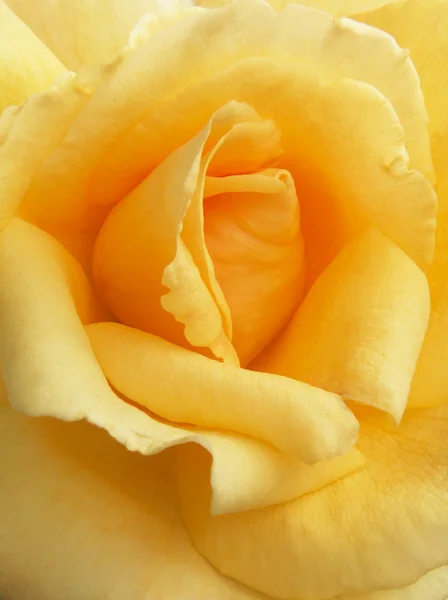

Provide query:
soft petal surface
left=16, top=1, right=435, bottom=286
left=179, top=403, right=448, bottom=600
left=0, top=1, right=64, bottom=112
left=0, top=219, right=359, bottom=514
left=87, top=322, right=359, bottom=463
left=0, top=404, right=267, bottom=600
left=4, top=0, right=193, bottom=70
left=253, top=229, right=430, bottom=423
left=196, top=1, right=404, bottom=16
left=204, top=169, right=304, bottom=365
left=344, top=566, right=448, bottom=599
left=356, top=1, right=448, bottom=411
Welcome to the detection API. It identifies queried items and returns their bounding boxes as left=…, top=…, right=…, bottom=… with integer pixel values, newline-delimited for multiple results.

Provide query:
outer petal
left=195, top=1, right=404, bottom=16
left=0, top=1, right=64, bottom=112
left=342, top=566, right=448, bottom=599
left=0, top=218, right=360, bottom=514
left=87, top=322, right=359, bottom=463
left=4, top=0, right=193, bottom=70
left=253, top=229, right=430, bottom=423
left=355, top=1, right=448, bottom=409
left=178, top=404, right=448, bottom=600
left=16, top=1, right=435, bottom=279
left=0, top=404, right=266, bottom=600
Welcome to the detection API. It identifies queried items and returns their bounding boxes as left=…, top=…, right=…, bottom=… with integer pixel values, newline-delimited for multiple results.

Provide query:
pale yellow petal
left=0, top=404, right=267, bottom=600
left=19, top=1, right=434, bottom=284
left=253, top=229, right=430, bottom=423
left=87, top=322, right=359, bottom=462
left=0, top=1, right=64, bottom=112
left=195, top=0, right=404, bottom=15
left=0, top=218, right=360, bottom=514
left=4, top=0, right=193, bottom=70
left=179, top=404, right=448, bottom=600
left=342, top=566, right=448, bottom=599
left=356, top=1, right=448, bottom=409
left=0, top=73, right=91, bottom=229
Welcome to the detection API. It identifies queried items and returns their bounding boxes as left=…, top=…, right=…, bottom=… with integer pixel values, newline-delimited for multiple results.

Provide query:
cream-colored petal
left=341, top=566, right=448, bottom=599
left=0, top=405, right=267, bottom=600
left=4, top=0, right=193, bottom=70
left=253, top=229, right=430, bottom=423
left=19, top=1, right=434, bottom=278
left=0, top=72, right=91, bottom=229
left=87, top=322, right=359, bottom=462
left=0, top=1, right=64, bottom=113
left=0, top=218, right=360, bottom=514
left=195, top=0, right=404, bottom=15
left=356, top=1, right=448, bottom=410
left=179, top=404, right=448, bottom=600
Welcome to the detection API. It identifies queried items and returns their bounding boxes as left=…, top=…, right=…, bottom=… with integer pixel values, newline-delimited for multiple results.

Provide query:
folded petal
left=204, top=169, right=304, bottom=365
left=87, top=322, right=359, bottom=462
left=0, top=404, right=266, bottom=600
left=253, top=229, right=430, bottom=423
left=356, top=1, right=448, bottom=410
left=19, top=1, right=434, bottom=282
left=0, top=218, right=361, bottom=514
left=178, top=403, right=448, bottom=600
left=4, top=0, right=193, bottom=70
left=0, top=1, right=64, bottom=112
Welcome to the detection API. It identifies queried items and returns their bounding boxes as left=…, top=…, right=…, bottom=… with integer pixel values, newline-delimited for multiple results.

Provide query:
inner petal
left=204, top=169, right=305, bottom=365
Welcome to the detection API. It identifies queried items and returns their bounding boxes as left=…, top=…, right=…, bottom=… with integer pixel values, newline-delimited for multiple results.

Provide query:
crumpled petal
left=355, top=1, right=448, bottom=411
left=178, top=403, right=448, bottom=600
left=4, top=0, right=193, bottom=70
left=0, top=218, right=360, bottom=514
left=0, top=404, right=267, bottom=600
left=253, top=228, right=430, bottom=423
left=87, top=322, right=359, bottom=462
left=0, top=1, right=64, bottom=113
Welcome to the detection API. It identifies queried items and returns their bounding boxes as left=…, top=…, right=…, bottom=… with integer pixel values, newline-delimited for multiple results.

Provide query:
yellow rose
left=0, top=0, right=448, bottom=598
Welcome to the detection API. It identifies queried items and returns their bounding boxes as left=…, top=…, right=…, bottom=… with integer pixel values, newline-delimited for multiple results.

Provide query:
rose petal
left=195, top=1, right=404, bottom=16
left=204, top=169, right=304, bottom=365
left=0, top=404, right=266, bottom=600
left=356, top=1, right=448, bottom=410
left=0, top=1, right=64, bottom=112
left=178, top=403, right=448, bottom=600
left=18, top=1, right=434, bottom=263
left=4, top=0, right=193, bottom=70
left=0, top=218, right=360, bottom=512
left=253, top=229, right=430, bottom=423
left=86, top=321, right=359, bottom=462
left=342, top=566, right=448, bottom=599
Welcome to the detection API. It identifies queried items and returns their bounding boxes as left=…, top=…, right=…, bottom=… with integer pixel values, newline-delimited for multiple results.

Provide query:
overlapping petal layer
left=0, top=1, right=64, bottom=112
left=6, top=2, right=433, bottom=288
left=4, top=0, right=193, bottom=70
left=179, top=404, right=448, bottom=600
left=253, top=229, right=430, bottom=422
left=0, top=218, right=360, bottom=516
left=355, top=0, right=448, bottom=410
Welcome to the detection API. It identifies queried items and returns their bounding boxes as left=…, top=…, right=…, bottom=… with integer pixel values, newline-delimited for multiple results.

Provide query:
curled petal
left=253, top=229, right=430, bottom=423
left=178, top=404, right=448, bottom=600
left=87, top=322, right=359, bottom=462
